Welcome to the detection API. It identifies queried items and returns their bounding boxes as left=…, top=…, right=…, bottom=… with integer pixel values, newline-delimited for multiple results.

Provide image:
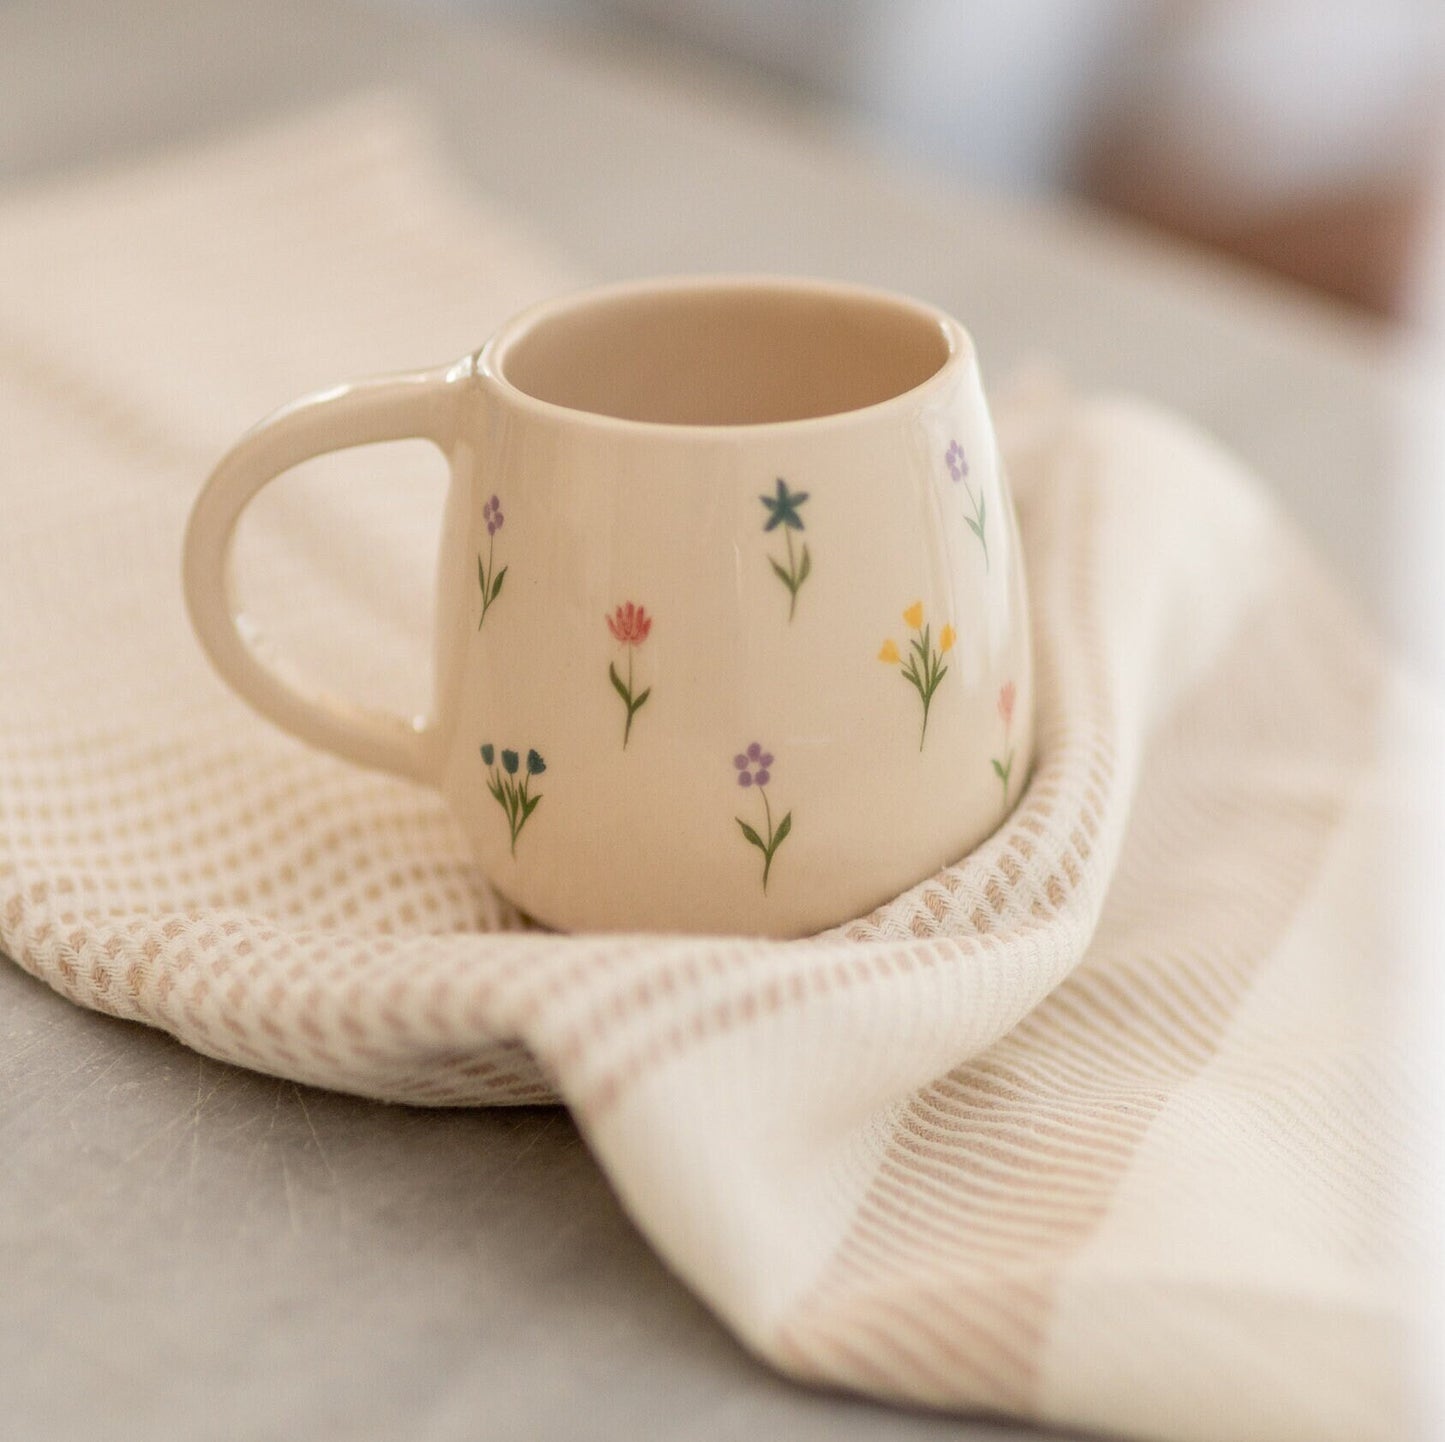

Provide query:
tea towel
left=0, top=97, right=1434, bottom=1442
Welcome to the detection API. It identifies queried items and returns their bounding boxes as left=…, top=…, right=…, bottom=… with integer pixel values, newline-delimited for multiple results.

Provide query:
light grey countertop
left=2, top=2, right=1437, bottom=1438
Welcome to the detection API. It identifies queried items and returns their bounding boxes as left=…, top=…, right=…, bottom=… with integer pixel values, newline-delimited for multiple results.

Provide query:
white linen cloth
left=0, top=98, right=1433, bottom=1442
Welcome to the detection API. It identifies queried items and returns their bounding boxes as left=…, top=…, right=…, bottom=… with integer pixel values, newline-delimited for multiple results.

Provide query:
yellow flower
left=939, top=624, right=956, bottom=652
left=903, top=601, right=924, bottom=630
left=877, top=639, right=900, bottom=664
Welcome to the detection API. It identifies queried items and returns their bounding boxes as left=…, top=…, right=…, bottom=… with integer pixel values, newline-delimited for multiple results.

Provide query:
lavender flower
left=946, top=440, right=968, bottom=482
left=948, top=441, right=988, bottom=569
left=477, top=495, right=509, bottom=628
left=732, top=742, right=792, bottom=891
left=733, top=742, right=775, bottom=787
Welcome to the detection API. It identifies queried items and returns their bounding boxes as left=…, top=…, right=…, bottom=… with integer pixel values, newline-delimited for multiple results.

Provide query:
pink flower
left=998, top=681, right=1016, bottom=728
left=606, top=602, right=653, bottom=646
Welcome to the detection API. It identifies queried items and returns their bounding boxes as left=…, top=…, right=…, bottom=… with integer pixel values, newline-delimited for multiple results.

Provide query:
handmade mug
left=183, top=276, right=1033, bottom=936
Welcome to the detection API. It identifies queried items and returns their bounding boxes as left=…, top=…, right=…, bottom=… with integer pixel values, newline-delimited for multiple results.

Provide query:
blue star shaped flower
left=759, top=477, right=809, bottom=532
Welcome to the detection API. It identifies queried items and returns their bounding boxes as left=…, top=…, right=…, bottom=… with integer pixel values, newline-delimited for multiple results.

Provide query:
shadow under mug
left=183, top=276, right=1033, bottom=937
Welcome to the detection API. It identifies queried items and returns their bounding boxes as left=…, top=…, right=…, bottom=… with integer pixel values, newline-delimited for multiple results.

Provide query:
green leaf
left=522, top=793, right=542, bottom=820
left=769, top=557, right=793, bottom=589
left=490, top=565, right=508, bottom=602
left=478, top=555, right=485, bottom=590
left=486, top=776, right=504, bottom=805
left=770, top=811, right=792, bottom=851
left=967, top=518, right=984, bottom=540
left=977, top=494, right=987, bottom=530
left=991, top=758, right=1008, bottom=781
left=609, top=661, right=631, bottom=705
left=797, top=544, right=812, bottom=584
left=630, top=687, right=651, bottom=715
left=736, top=819, right=766, bottom=853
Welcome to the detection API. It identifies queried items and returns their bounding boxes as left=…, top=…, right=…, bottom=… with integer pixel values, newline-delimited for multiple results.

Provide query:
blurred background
left=379, top=0, right=1445, bottom=334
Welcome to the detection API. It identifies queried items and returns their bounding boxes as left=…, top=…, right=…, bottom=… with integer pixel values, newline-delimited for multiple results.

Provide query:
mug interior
left=494, top=282, right=953, bottom=426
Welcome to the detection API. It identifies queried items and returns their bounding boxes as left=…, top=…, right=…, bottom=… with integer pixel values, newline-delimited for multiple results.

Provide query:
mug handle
left=182, top=359, right=471, bottom=787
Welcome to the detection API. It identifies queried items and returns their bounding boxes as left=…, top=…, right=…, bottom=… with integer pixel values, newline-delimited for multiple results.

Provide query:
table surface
left=2, top=2, right=1439, bottom=1439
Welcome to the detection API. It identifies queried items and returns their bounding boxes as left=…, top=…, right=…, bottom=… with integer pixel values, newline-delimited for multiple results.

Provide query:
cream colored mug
left=183, top=276, right=1033, bottom=936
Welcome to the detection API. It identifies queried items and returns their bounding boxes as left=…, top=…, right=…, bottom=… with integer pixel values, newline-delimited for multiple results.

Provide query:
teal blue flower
left=759, top=477, right=808, bottom=532
left=481, top=742, right=546, bottom=856
left=760, top=478, right=814, bottom=620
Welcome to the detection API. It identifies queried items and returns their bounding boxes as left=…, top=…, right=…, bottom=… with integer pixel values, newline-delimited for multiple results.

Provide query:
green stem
left=786, top=530, right=798, bottom=621
left=478, top=533, right=495, bottom=628
left=761, top=787, right=774, bottom=891
left=969, top=486, right=989, bottom=570
left=921, top=637, right=936, bottom=749
left=623, top=648, right=635, bottom=747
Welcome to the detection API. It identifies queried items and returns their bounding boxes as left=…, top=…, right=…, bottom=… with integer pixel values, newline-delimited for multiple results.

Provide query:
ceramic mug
left=183, top=276, right=1033, bottom=936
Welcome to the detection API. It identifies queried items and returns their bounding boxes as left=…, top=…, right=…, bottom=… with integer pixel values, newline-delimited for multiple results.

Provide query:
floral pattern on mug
left=476, top=494, right=508, bottom=629
left=759, top=477, right=812, bottom=620
left=879, top=601, right=954, bottom=749
left=606, top=601, right=653, bottom=747
left=481, top=742, right=545, bottom=855
left=947, top=439, right=988, bottom=571
left=991, top=681, right=1017, bottom=806
left=733, top=742, right=792, bottom=891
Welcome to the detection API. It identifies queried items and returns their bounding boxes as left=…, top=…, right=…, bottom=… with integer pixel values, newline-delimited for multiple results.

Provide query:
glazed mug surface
left=183, top=276, right=1033, bottom=936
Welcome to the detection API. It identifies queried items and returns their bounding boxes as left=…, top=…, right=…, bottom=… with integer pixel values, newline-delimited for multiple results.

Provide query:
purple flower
left=732, top=743, right=776, bottom=788
left=483, top=493, right=505, bottom=536
left=733, top=742, right=794, bottom=892
left=946, top=440, right=968, bottom=482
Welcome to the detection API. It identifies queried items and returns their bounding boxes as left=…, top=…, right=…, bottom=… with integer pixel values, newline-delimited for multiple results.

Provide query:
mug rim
left=474, top=274, right=970, bottom=437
